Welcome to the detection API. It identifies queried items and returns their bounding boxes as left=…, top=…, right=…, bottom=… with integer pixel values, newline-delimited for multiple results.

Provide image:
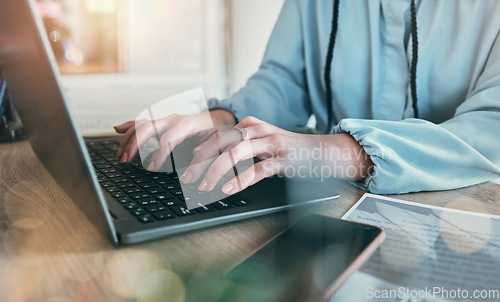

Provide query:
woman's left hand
left=178, top=116, right=373, bottom=195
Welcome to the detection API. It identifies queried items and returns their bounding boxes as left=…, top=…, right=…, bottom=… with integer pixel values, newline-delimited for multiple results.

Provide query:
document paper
left=332, top=194, right=500, bottom=302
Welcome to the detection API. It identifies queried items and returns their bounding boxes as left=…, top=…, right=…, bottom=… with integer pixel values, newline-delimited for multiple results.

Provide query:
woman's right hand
left=114, top=109, right=236, bottom=170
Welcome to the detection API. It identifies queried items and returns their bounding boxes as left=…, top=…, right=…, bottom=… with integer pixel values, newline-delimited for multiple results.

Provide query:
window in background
left=36, top=0, right=226, bottom=98
left=37, top=0, right=119, bottom=74
left=35, top=0, right=227, bottom=135
left=124, top=0, right=205, bottom=73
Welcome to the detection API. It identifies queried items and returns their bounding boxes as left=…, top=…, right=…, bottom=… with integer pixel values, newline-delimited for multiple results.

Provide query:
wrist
left=209, top=109, right=237, bottom=126
left=334, top=134, right=374, bottom=180
left=314, top=133, right=373, bottom=181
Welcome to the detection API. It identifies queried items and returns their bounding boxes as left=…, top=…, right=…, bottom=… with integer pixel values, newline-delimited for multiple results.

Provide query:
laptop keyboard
left=86, top=139, right=253, bottom=224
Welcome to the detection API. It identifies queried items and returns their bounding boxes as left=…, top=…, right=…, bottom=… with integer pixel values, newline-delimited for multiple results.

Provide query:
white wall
left=228, top=0, right=284, bottom=94
left=63, top=0, right=285, bottom=135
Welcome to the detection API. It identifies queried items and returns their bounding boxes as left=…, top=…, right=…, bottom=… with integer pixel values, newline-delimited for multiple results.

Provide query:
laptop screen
left=0, top=0, right=117, bottom=244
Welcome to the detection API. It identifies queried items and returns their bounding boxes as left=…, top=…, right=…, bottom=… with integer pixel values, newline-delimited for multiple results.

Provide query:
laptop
left=0, top=0, right=340, bottom=245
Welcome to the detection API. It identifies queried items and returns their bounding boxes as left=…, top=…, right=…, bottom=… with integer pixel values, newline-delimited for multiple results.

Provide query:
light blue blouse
left=208, top=0, right=500, bottom=194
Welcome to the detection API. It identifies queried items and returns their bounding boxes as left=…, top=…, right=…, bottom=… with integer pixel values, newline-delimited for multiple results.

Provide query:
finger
left=221, top=158, right=282, bottom=195
left=184, top=123, right=278, bottom=183
left=117, top=124, right=136, bottom=157
left=148, top=126, right=188, bottom=171
left=192, top=127, right=238, bottom=155
left=134, top=119, right=162, bottom=147
left=190, top=123, right=267, bottom=166
left=183, top=129, right=242, bottom=183
left=236, top=116, right=262, bottom=128
left=114, top=120, right=134, bottom=133
left=199, top=137, right=275, bottom=192
left=236, top=117, right=297, bottom=140
left=121, top=118, right=172, bottom=162
left=120, top=120, right=155, bottom=162
left=237, top=123, right=281, bottom=140
left=120, top=133, right=140, bottom=163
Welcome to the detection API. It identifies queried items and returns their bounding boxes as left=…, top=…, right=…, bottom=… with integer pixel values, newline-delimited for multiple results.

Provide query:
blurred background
left=35, top=0, right=284, bottom=134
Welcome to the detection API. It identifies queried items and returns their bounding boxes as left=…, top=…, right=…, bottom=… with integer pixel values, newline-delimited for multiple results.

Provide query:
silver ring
left=234, top=126, right=248, bottom=140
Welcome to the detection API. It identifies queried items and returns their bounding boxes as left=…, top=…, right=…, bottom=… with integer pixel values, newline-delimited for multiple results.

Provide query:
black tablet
left=226, top=214, right=385, bottom=302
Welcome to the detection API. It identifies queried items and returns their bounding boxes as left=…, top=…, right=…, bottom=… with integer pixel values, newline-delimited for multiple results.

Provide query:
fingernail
left=222, top=183, right=233, bottom=194
left=198, top=180, right=208, bottom=191
left=120, top=153, right=128, bottom=163
left=117, top=147, right=123, bottom=157
left=181, top=171, right=192, bottom=183
left=147, top=161, right=155, bottom=171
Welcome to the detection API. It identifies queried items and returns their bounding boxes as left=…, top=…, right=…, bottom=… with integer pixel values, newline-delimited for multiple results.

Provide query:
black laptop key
left=117, top=196, right=131, bottom=204
left=124, top=202, right=139, bottom=210
left=131, top=208, right=146, bottom=216
left=150, top=174, right=174, bottom=182
left=117, top=166, right=135, bottom=173
left=137, top=214, right=155, bottom=223
left=111, top=191, right=125, bottom=198
left=91, top=157, right=100, bottom=163
left=100, top=181, right=113, bottom=188
left=124, top=186, right=143, bottom=194
left=194, top=203, right=216, bottom=213
left=106, top=144, right=120, bottom=152
left=153, top=210, right=175, bottom=220
left=133, top=178, right=151, bottom=184
left=111, top=177, right=130, bottom=184
left=153, top=192, right=175, bottom=201
left=118, top=183, right=135, bottom=189
left=89, top=143, right=105, bottom=151
left=109, top=160, right=121, bottom=166
left=171, top=206, right=195, bottom=216
left=137, top=198, right=159, bottom=206
left=94, top=162, right=110, bottom=168
left=213, top=200, right=235, bottom=210
left=155, top=179, right=169, bottom=185
left=101, top=168, right=117, bottom=174
left=106, top=141, right=118, bottom=147
left=146, top=187, right=167, bottom=195
left=171, top=189, right=183, bottom=196
left=229, top=196, right=253, bottom=207
left=105, top=186, right=120, bottom=193
left=148, top=175, right=161, bottom=181
left=144, top=204, right=167, bottom=213
left=139, top=182, right=158, bottom=189
left=130, top=192, right=151, bottom=200
left=161, top=199, right=184, bottom=207
left=131, top=161, right=142, bottom=168
left=127, top=173, right=141, bottom=179
left=164, top=183, right=181, bottom=190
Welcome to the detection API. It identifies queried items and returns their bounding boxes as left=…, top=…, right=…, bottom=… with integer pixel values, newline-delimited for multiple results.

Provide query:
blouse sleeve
left=334, top=30, right=500, bottom=194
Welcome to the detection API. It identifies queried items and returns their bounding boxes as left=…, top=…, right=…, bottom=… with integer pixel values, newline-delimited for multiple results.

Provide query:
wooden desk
left=1, top=140, right=499, bottom=302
